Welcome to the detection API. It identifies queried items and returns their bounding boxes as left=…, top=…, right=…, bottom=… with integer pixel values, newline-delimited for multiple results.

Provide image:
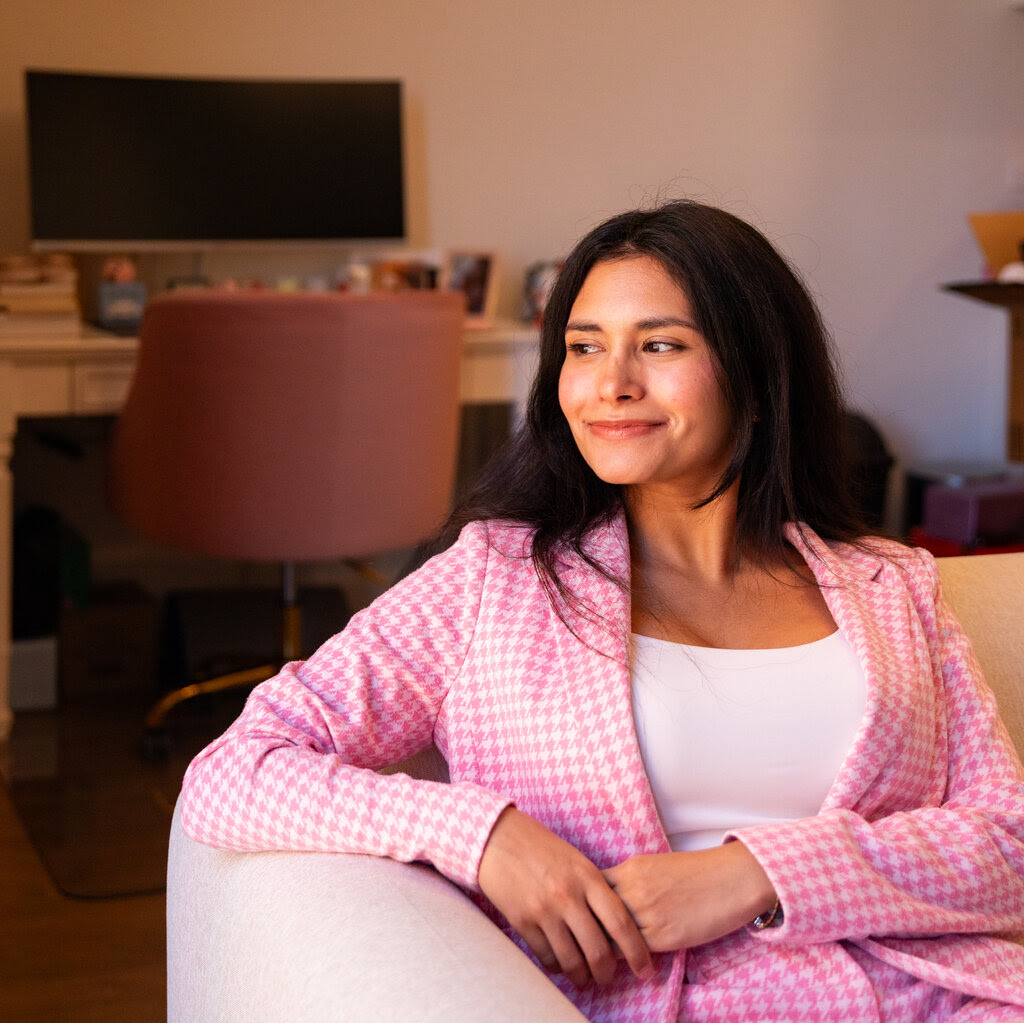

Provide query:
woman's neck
left=623, top=482, right=834, bottom=649
left=624, top=480, right=742, bottom=584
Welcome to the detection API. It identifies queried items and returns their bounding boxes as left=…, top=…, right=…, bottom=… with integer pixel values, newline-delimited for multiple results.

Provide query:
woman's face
left=558, top=255, right=735, bottom=500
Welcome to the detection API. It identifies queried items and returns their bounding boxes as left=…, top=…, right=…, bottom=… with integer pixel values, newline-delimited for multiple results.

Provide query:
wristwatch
left=752, top=898, right=784, bottom=930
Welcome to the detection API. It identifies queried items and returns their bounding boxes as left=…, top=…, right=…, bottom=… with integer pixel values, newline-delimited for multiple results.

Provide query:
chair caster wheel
left=140, top=729, right=171, bottom=761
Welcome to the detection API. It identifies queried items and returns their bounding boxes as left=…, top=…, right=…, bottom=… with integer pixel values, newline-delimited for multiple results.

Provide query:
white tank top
left=630, top=630, right=866, bottom=851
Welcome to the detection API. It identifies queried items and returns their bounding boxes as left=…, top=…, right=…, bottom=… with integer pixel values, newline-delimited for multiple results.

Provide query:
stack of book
left=0, top=254, right=82, bottom=337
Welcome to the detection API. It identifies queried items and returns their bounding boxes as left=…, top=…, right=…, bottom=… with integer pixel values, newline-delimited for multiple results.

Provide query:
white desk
left=0, top=320, right=539, bottom=741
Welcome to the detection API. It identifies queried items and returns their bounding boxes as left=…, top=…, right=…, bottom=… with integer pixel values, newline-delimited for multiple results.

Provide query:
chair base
left=140, top=662, right=277, bottom=760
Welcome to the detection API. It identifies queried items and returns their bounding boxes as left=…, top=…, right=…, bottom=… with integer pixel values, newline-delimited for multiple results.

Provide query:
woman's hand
left=602, top=841, right=776, bottom=953
left=477, top=807, right=654, bottom=988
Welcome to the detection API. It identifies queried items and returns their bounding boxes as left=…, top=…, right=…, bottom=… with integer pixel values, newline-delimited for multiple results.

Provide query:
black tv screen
left=25, top=70, right=405, bottom=249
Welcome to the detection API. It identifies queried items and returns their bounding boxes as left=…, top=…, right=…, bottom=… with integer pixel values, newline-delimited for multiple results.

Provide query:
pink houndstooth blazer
left=180, top=516, right=1024, bottom=1022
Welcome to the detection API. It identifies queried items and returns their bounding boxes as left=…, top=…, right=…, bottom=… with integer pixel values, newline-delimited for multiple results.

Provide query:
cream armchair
left=166, top=554, right=1024, bottom=1021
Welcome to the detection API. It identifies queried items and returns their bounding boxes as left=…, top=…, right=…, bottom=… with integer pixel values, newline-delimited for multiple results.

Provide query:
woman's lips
left=587, top=419, right=663, bottom=439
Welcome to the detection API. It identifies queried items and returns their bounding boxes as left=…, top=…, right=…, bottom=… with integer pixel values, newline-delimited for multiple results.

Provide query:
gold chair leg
left=143, top=663, right=277, bottom=731
left=282, top=604, right=303, bottom=662
left=141, top=572, right=306, bottom=757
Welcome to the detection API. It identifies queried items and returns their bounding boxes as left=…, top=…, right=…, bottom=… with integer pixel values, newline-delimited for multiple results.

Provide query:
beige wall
left=1, top=0, right=1023, bottom=475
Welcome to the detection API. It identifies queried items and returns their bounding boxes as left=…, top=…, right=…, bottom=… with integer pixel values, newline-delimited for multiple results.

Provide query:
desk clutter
left=0, top=245, right=567, bottom=338
left=170, top=249, right=502, bottom=327
left=0, top=251, right=149, bottom=336
left=95, top=255, right=147, bottom=334
left=0, top=253, right=81, bottom=336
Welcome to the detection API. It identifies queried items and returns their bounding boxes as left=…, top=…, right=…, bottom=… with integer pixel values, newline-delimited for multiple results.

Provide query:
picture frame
left=522, top=260, right=562, bottom=325
left=441, top=250, right=500, bottom=328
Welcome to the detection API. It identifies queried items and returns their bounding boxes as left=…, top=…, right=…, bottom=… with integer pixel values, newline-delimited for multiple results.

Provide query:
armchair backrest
left=937, top=553, right=1024, bottom=762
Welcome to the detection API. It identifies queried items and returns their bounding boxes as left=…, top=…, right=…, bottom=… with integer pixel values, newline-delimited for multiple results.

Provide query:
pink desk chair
left=108, top=288, right=465, bottom=750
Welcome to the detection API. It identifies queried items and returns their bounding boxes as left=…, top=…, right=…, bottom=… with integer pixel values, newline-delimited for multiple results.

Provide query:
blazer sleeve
left=729, top=549, right=1024, bottom=945
left=178, top=522, right=514, bottom=891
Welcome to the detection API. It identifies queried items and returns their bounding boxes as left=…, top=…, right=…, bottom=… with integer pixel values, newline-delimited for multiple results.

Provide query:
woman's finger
left=586, top=883, right=654, bottom=980
left=518, top=923, right=560, bottom=973
left=563, top=906, right=621, bottom=987
left=523, top=894, right=643, bottom=987
left=544, top=919, right=593, bottom=989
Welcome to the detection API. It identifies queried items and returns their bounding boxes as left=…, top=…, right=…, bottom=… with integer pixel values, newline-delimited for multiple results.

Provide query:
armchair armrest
left=167, top=785, right=585, bottom=1021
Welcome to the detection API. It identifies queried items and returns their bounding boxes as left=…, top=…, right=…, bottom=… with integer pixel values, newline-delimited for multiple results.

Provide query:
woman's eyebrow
left=636, top=316, right=696, bottom=331
left=565, top=316, right=696, bottom=333
left=565, top=319, right=602, bottom=333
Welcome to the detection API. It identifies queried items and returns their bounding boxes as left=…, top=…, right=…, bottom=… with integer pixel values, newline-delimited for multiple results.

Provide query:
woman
left=180, top=201, right=1024, bottom=1021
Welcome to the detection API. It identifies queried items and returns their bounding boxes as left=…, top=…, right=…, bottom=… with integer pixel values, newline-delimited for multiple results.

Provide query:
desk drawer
left=72, top=363, right=135, bottom=413
left=9, top=363, right=73, bottom=415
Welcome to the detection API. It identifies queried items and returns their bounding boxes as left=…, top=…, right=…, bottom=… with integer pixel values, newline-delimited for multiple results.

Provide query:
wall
left=1, top=0, right=1023, bottom=480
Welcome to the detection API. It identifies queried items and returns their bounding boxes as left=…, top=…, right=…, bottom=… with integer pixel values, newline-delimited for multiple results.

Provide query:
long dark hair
left=437, top=200, right=868, bottom=611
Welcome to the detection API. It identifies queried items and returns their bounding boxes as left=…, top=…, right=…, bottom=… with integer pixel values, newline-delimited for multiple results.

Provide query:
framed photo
left=441, top=250, right=500, bottom=328
left=522, top=260, right=562, bottom=325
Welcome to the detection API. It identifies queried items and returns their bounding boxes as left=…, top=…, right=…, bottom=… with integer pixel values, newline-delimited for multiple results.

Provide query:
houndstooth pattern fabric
left=180, top=517, right=1024, bottom=1022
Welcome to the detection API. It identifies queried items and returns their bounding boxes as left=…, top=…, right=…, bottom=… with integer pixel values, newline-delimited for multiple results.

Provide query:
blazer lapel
left=786, top=525, right=942, bottom=817
left=557, top=516, right=672, bottom=857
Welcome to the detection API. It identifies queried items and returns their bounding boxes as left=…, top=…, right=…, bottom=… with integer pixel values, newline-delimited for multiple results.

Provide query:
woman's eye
left=644, top=339, right=681, bottom=353
left=566, top=341, right=598, bottom=355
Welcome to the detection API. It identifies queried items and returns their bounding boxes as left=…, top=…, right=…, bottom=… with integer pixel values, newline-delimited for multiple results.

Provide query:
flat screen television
left=25, top=69, right=405, bottom=251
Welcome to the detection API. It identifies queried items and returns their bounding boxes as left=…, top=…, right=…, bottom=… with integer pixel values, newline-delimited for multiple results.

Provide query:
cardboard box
left=923, top=480, right=1024, bottom=545
left=968, top=210, right=1024, bottom=277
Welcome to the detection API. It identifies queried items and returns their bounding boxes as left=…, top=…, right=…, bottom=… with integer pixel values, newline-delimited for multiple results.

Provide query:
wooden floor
left=0, top=778, right=165, bottom=1023
left=0, top=683, right=248, bottom=1023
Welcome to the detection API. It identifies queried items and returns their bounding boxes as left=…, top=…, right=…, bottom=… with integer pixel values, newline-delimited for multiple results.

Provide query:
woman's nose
left=599, top=356, right=643, bottom=402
